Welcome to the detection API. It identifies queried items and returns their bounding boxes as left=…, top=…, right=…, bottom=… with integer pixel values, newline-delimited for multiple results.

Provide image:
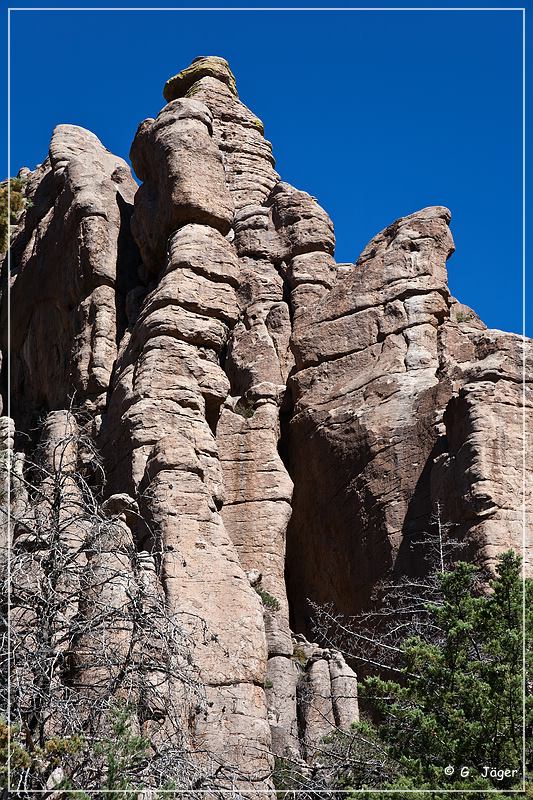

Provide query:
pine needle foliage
left=316, top=552, right=527, bottom=797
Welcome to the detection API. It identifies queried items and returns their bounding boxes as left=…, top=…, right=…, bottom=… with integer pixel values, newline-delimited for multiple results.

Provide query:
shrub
left=255, top=586, right=280, bottom=611
left=292, top=644, right=309, bottom=668
left=0, top=177, right=27, bottom=252
left=234, top=397, right=255, bottom=418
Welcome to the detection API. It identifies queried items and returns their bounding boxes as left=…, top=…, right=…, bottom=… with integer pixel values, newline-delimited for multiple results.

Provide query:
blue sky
left=3, top=3, right=527, bottom=335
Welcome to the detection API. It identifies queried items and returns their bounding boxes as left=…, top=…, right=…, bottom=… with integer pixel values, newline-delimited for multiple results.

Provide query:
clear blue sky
left=3, top=3, right=527, bottom=335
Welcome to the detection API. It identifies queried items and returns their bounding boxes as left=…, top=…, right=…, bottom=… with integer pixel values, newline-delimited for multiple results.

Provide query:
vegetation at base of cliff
left=353, top=554, right=524, bottom=790
left=4, top=422, right=529, bottom=797
left=274, top=551, right=529, bottom=799
left=0, top=177, right=28, bottom=252
left=2, top=703, right=197, bottom=799
left=2, top=703, right=147, bottom=798
left=2, top=412, right=208, bottom=796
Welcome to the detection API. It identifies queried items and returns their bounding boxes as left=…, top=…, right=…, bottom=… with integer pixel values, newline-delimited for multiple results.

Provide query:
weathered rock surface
left=3, top=125, right=139, bottom=427
left=286, top=206, right=457, bottom=626
left=3, top=54, right=530, bottom=791
left=433, top=321, right=533, bottom=570
left=174, top=57, right=279, bottom=213
left=130, top=99, right=234, bottom=272
left=291, top=636, right=359, bottom=762
left=101, top=88, right=275, bottom=785
left=164, top=55, right=238, bottom=102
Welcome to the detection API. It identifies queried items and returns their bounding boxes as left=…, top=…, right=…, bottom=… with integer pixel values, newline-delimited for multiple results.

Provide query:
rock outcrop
left=286, top=206, right=456, bottom=624
left=434, top=317, right=532, bottom=571
left=2, top=125, right=139, bottom=427
left=3, top=55, right=530, bottom=791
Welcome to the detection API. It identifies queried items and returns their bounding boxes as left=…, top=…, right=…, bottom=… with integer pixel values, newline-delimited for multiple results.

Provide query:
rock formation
left=2, top=55, right=530, bottom=792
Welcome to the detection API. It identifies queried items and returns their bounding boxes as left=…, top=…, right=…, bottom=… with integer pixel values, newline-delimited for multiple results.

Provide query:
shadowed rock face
left=3, top=55, right=531, bottom=788
left=286, top=206, right=457, bottom=626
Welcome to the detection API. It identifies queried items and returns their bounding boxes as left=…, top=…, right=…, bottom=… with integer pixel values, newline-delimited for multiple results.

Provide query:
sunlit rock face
left=3, top=54, right=531, bottom=790
left=3, top=124, right=139, bottom=428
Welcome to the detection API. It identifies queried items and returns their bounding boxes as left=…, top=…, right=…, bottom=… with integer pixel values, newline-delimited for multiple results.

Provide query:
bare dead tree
left=1, top=410, right=281, bottom=798
left=0, top=410, right=211, bottom=795
left=310, top=508, right=473, bottom=678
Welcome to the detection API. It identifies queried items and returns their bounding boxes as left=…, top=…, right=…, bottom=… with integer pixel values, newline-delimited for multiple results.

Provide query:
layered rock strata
left=434, top=314, right=532, bottom=571
left=3, top=55, right=531, bottom=790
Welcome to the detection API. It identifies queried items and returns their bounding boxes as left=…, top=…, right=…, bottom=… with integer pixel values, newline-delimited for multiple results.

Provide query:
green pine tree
left=317, top=551, right=527, bottom=799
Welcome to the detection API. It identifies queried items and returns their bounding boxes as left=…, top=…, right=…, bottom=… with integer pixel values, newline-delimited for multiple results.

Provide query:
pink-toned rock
left=218, top=400, right=293, bottom=657
left=101, top=75, right=277, bottom=781
left=265, top=655, right=300, bottom=759
left=130, top=99, right=234, bottom=271
left=4, top=125, right=139, bottom=427
left=286, top=207, right=456, bottom=628
left=4, top=54, right=531, bottom=791
left=432, top=323, right=532, bottom=572
left=302, top=658, right=335, bottom=760
left=175, top=61, right=279, bottom=213
left=329, top=652, right=359, bottom=730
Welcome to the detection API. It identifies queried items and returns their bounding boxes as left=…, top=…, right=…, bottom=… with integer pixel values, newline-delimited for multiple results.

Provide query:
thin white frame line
left=522, top=6, right=527, bottom=795
left=6, top=6, right=529, bottom=10
left=6, top=6, right=527, bottom=797
left=6, top=4, right=11, bottom=795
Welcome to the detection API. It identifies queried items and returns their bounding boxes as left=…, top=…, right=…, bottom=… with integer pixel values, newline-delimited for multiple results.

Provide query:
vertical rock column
left=161, top=56, right=359, bottom=763
left=101, top=96, right=272, bottom=785
left=216, top=255, right=297, bottom=758
left=4, top=125, right=139, bottom=430
left=228, top=181, right=339, bottom=758
left=165, top=57, right=302, bottom=760
left=296, top=643, right=359, bottom=762
left=432, top=317, right=533, bottom=572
